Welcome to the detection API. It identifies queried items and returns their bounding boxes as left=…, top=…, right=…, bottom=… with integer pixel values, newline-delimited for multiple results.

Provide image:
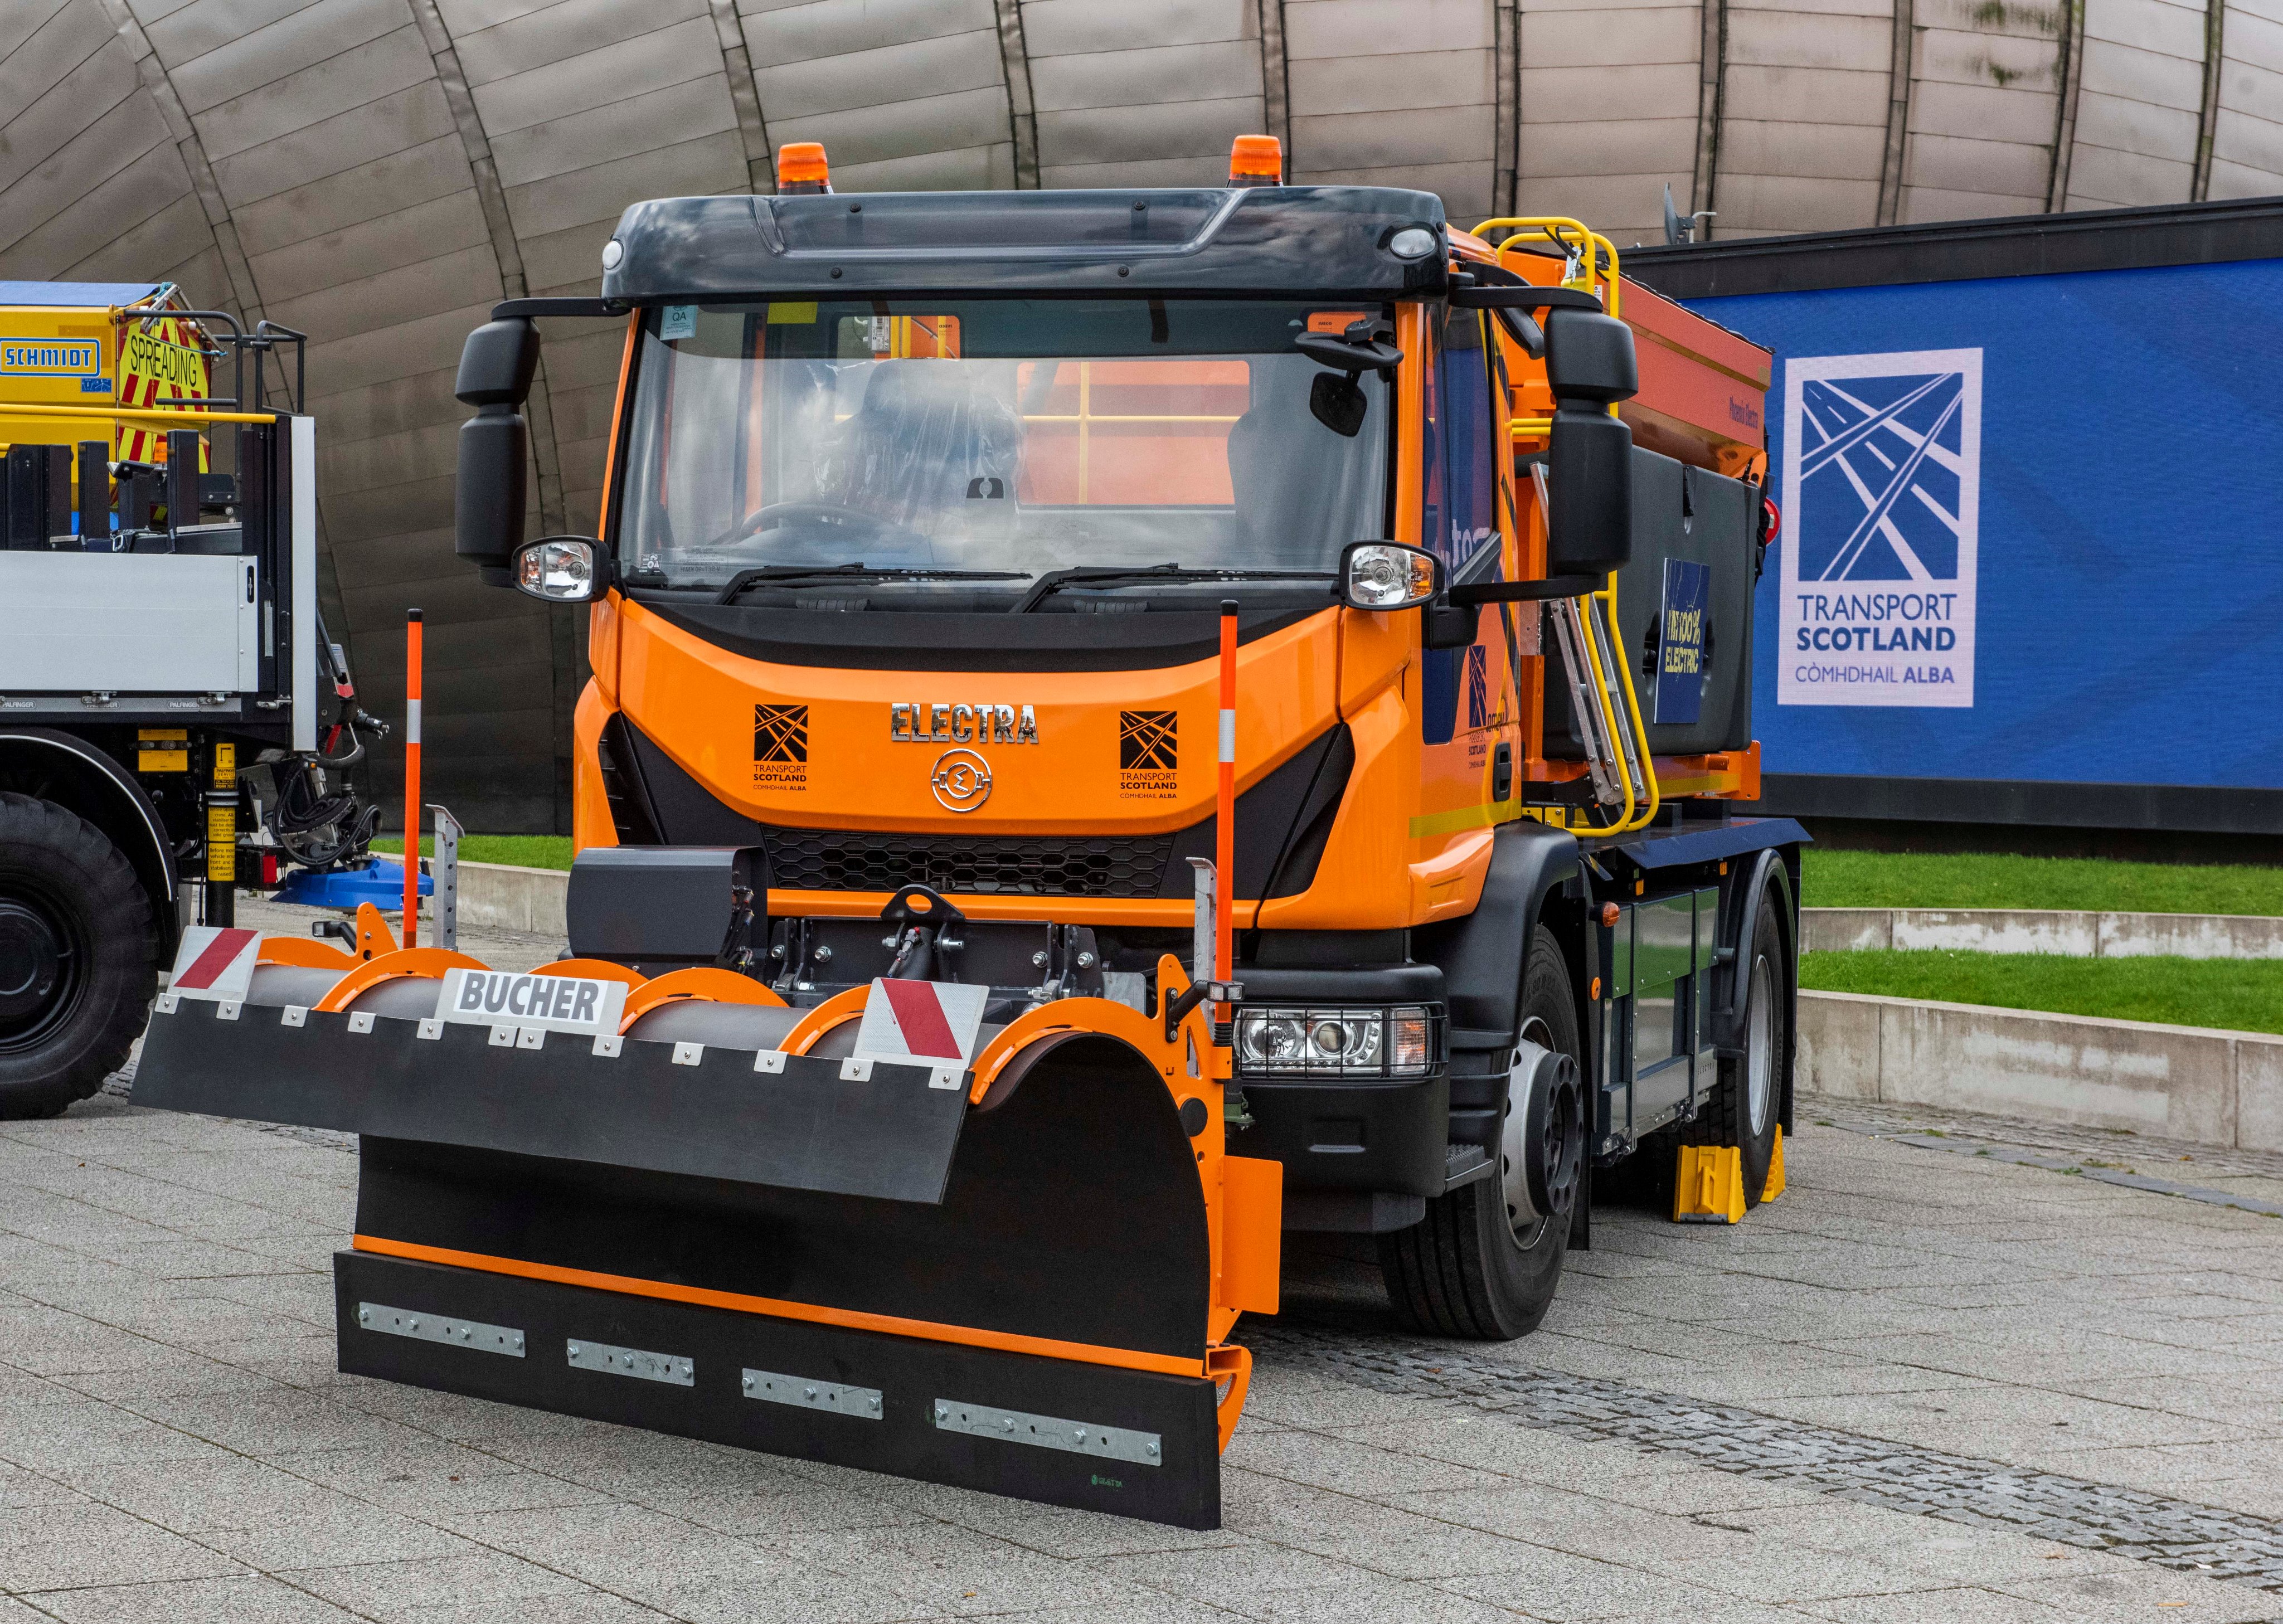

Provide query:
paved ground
left=3, top=907, right=2281, bottom=1621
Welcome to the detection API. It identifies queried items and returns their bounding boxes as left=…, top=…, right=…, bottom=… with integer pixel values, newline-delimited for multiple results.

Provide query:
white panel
left=0, top=554, right=260, bottom=693
left=292, top=415, right=317, bottom=750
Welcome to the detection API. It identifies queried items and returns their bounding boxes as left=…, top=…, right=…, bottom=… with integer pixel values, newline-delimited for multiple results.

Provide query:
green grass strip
left=1799, top=949, right=2283, bottom=1036
left=1800, top=850, right=2283, bottom=917
left=371, top=835, right=575, bottom=871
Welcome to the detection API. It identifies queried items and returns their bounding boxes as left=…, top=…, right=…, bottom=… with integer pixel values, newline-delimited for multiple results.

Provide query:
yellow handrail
left=1600, top=575, right=1661, bottom=834
left=1468, top=216, right=1622, bottom=319
left=1477, top=214, right=1661, bottom=834
left=0, top=400, right=276, bottom=426
left=1571, top=582, right=1636, bottom=832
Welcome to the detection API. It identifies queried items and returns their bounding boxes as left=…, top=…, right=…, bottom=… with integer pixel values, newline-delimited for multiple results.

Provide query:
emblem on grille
left=930, top=748, right=992, bottom=813
left=1119, top=710, right=1177, bottom=770
left=754, top=704, right=808, bottom=763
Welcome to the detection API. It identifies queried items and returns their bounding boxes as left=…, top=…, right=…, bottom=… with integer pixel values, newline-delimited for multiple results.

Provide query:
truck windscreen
left=614, top=298, right=1391, bottom=591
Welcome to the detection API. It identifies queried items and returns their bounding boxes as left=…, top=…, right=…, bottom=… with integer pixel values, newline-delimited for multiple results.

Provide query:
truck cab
left=456, top=148, right=1801, bottom=1341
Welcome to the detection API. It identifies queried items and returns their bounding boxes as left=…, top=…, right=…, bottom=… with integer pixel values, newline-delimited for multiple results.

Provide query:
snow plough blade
left=132, top=941, right=1279, bottom=1527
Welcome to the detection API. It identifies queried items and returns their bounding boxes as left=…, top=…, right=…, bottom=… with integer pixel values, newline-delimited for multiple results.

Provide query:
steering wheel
left=728, top=502, right=910, bottom=545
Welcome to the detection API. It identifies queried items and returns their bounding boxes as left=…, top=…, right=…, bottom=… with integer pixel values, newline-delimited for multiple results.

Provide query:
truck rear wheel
left=1685, top=877, right=1787, bottom=1207
left=1379, top=926, right=1580, bottom=1340
left=0, top=794, right=156, bottom=1119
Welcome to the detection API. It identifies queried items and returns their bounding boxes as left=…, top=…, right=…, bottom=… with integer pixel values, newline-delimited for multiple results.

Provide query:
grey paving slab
left=20, top=1574, right=373, bottom=1623
left=6, top=1095, right=2283, bottom=1620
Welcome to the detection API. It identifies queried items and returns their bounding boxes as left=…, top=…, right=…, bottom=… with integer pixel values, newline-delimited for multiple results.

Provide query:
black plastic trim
left=1235, top=1073, right=1450, bottom=1197
left=637, top=599, right=1330, bottom=674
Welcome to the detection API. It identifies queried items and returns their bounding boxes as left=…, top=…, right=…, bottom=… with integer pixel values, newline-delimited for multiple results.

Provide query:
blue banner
left=1688, top=261, right=2283, bottom=791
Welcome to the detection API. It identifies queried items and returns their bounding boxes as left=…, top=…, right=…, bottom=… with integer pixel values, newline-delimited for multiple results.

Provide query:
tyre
left=1684, top=873, right=1788, bottom=1208
left=0, top=793, right=157, bottom=1119
left=1379, top=926, right=1582, bottom=1339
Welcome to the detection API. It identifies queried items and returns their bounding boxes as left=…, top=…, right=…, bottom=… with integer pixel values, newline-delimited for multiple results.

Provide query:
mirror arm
left=1449, top=574, right=1602, bottom=606
left=489, top=296, right=627, bottom=322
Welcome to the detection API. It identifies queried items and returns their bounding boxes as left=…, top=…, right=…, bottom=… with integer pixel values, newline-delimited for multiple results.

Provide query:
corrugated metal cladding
left=2, top=0, right=2276, bottom=832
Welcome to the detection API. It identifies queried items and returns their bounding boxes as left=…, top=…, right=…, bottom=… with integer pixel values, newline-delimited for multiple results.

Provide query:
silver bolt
left=743, top=1374, right=755, bottom=1389
left=812, top=944, right=833, bottom=963
left=1147, top=1442, right=1159, bottom=1456
left=1075, top=1427, right=1087, bottom=1443
left=935, top=1403, right=948, bottom=1421
left=869, top=1396, right=881, bottom=1412
left=1003, top=1417, right=1014, bottom=1432
left=357, top=1308, right=368, bottom=1322
left=881, top=935, right=900, bottom=949
left=514, top=1335, right=524, bottom=1348
left=1031, top=951, right=1050, bottom=969
left=406, top=1319, right=419, bottom=1330
left=569, top=1343, right=581, bottom=1356
left=804, top=1385, right=817, bottom=1399
left=1076, top=952, right=1097, bottom=969
left=681, top=1362, right=691, bottom=1375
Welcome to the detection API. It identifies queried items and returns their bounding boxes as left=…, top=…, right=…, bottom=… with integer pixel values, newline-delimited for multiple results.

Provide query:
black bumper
left=1233, top=1071, right=1449, bottom=1199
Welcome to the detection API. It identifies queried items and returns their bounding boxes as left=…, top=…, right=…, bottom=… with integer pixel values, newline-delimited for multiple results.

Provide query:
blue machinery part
left=273, top=857, right=431, bottom=909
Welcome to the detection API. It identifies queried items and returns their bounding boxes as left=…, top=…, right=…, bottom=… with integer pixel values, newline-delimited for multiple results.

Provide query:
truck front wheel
left=1379, top=927, right=1580, bottom=1340
left=0, top=794, right=157, bottom=1119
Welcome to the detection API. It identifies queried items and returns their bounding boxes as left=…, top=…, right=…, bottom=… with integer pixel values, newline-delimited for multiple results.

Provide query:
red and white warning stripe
left=852, top=978, right=988, bottom=1087
left=166, top=926, right=260, bottom=1003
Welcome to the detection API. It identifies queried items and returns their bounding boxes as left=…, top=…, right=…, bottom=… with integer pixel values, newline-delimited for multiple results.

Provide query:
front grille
left=760, top=827, right=1172, bottom=897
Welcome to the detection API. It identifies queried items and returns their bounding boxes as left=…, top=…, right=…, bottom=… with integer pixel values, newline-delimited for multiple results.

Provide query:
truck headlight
left=1233, top=1005, right=1441, bottom=1078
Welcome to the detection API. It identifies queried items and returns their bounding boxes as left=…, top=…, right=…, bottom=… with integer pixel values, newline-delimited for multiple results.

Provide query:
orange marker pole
left=402, top=608, right=422, bottom=949
left=1216, top=600, right=1237, bottom=989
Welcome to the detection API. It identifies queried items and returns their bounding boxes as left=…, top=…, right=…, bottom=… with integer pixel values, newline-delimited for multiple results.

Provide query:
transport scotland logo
left=1119, top=710, right=1177, bottom=771
left=1779, top=348, right=1980, bottom=708
left=753, top=704, right=808, bottom=764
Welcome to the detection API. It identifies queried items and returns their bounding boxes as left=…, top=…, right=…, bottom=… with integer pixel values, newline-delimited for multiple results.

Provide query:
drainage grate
left=760, top=827, right=1172, bottom=897
left=1251, top=1325, right=2283, bottom=1594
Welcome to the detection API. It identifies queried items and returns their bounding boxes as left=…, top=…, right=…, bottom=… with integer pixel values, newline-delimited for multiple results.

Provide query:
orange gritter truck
left=130, top=138, right=1802, bottom=1529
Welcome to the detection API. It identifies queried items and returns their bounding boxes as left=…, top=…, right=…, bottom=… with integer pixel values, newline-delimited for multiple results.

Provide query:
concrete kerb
left=434, top=868, right=2283, bottom=1152
left=1803, top=907, right=2283, bottom=959
left=1800, top=990, right=2283, bottom=1153
left=452, top=859, right=569, bottom=937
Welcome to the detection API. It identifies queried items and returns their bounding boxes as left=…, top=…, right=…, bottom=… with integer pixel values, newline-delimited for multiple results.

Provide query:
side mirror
left=512, top=536, right=611, bottom=603
left=1543, top=307, right=1638, bottom=575
left=455, top=319, right=540, bottom=585
left=1338, top=541, right=1439, bottom=611
left=456, top=318, right=539, bottom=406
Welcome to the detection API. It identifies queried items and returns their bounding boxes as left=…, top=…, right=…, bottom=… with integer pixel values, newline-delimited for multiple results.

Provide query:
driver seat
left=837, top=361, right=1022, bottom=541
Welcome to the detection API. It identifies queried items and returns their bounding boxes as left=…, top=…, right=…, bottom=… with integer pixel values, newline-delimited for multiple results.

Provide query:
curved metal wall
left=2, top=0, right=2276, bottom=830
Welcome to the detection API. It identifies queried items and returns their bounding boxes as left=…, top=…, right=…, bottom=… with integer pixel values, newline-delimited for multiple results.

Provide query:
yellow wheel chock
left=1673, top=1145, right=1745, bottom=1223
left=1673, top=1126, right=1785, bottom=1223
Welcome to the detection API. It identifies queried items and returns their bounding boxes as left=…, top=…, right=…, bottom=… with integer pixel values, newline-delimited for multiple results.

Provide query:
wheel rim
left=1502, top=1017, right=1573, bottom=1246
left=1746, top=952, right=1775, bottom=1138
left=0, top=889, right=82, bottom=1052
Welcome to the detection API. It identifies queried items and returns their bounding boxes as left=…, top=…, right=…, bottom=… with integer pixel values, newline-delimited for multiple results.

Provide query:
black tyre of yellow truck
left=0, top=794, right=157, bottom=1120
left=1380, top=926, right=1581, bottom=1340
left=1683, top=874, right=1787, bottom=1208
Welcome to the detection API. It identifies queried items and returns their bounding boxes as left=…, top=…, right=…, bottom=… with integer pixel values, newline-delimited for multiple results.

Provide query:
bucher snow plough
left=133, top=138, right=1803, bottom=1529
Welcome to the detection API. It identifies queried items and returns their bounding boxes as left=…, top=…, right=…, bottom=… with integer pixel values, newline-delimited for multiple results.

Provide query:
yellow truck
left=0, top=282, right=382, bottom=1119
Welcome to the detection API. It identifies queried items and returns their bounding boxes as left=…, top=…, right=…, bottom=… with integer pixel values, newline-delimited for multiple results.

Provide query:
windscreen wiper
left=717, top=563, right=1031, bottom=605
left=1009, top=564, right=1332, bottom=614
